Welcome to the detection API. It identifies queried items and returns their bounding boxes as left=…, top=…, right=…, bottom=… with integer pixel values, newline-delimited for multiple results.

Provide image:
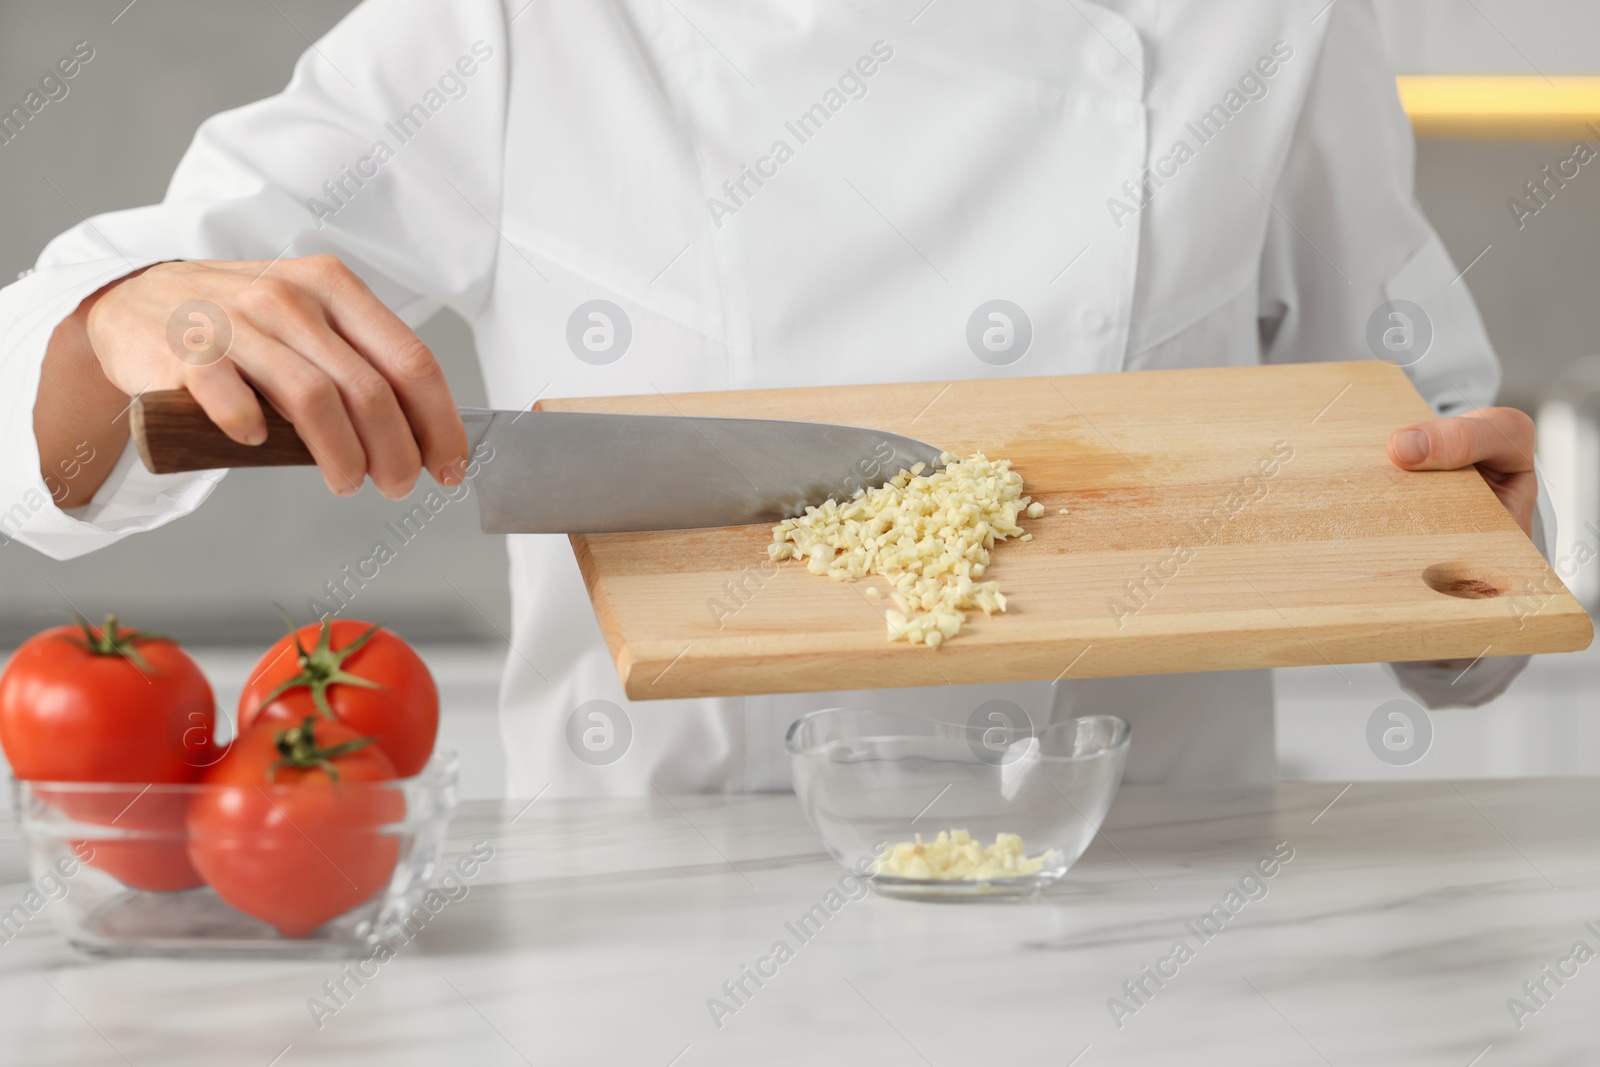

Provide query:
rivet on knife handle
left=131, top=388, right=314, bottom=473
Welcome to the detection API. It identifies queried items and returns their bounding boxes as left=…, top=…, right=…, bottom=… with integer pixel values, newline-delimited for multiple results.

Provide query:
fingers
left=1489, top=472, right=1539, bottom=538
left=1387, top=407, right=1536, bottom=475
left=276, top=311, right=423, bottom=499
left=291, top=256, right=470, bottom=486
left=119, top=255, right=461, bottom=499
left=228, top=331, right=369, bottom=496
left=1387, top=407, right=1538, bottom=537
left=184, top=361, right=268, bottom=446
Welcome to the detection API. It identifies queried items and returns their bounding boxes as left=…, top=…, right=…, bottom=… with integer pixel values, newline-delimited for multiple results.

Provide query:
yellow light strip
left=1398, top=76, right=1600, bottom=141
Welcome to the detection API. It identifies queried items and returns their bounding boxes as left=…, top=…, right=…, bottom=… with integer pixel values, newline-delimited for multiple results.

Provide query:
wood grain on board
left=540, top=361, right=1593, bottom=701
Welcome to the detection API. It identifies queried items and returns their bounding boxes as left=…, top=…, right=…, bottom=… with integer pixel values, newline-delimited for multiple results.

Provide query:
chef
left=1, top=0, right=1549, bottom=795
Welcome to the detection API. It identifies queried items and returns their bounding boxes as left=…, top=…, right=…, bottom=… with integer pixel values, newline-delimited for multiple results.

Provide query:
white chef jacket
left=0, top=0, right=1554, bottom=796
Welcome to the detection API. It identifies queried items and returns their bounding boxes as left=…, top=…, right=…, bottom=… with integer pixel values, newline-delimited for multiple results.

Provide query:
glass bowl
left=12, top=752, right=459, bottom=958
left=785, top=708, right=1130, bottom=901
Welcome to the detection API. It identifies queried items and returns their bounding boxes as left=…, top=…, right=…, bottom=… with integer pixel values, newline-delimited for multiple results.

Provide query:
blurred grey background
left=0, top=0, right=1597, bottom=786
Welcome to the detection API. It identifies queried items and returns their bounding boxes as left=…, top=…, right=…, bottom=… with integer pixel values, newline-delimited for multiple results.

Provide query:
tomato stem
left=65, top=611, right=163, bottom=672
left=255, top=616, right=386, bottom=720
left=268, top=716, right=376, bottom=782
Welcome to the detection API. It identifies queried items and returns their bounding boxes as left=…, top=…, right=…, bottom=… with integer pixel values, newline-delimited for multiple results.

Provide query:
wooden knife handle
left=131, top=389, right=314, bottom=473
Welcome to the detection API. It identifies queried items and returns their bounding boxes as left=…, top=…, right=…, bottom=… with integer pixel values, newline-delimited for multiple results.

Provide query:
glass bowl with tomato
left=5, top=614, right=463, bottom=958
left=14, top=748, right=460, bottom=958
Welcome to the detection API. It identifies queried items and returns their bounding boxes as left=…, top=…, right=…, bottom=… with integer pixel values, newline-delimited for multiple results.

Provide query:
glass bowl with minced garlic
left=785, top=707, right=1130, bottom=901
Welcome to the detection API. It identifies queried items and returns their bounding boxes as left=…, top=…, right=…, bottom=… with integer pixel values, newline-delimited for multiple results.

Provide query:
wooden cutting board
left=541, top=361, right=1593, bottom=700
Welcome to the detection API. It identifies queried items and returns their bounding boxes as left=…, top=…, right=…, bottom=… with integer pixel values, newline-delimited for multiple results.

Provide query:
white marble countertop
left=1, top=781, right=1597, bottom=1065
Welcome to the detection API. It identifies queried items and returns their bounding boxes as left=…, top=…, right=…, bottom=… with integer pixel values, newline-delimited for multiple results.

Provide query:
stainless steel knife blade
left=459, top=408, right=946, bottom=534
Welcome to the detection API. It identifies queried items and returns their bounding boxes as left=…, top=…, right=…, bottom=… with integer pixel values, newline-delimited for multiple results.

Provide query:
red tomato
left=239, top=619, right=437, bottom=777
left=188, top=716, right=403, bottom=938
left=0, top=614, right=214, bottom=892
left=30, top=785, right=205, bottom=893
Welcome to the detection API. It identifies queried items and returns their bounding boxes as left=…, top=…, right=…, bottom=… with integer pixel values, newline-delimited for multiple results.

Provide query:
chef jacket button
left=1079, top=307, right=1110, bottom=333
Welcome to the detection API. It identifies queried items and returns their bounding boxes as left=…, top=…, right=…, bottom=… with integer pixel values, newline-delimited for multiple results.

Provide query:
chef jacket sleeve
left=0, top=0, right=509, bottom=561
left=1256, top=0, right=1550, bottom=707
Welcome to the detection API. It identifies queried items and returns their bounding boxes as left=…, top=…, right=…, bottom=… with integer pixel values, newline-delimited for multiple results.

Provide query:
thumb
left=1387, top=408, right=1535, bottom=475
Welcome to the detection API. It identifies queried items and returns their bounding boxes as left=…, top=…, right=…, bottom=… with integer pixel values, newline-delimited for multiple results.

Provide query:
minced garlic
left=875, top=829, right=1049, bottom=881
left=768, top=453, right=1033, bottom=646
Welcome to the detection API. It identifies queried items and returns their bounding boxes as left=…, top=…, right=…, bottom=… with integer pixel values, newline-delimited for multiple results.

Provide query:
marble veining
left=0, top=782, right=1596, bottom=1065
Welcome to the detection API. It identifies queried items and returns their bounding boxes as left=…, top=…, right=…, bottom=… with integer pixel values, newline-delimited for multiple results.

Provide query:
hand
left=1386, top=406, right=1539, bottom=679
left=73, top=255, right=468, bottom=499
left=1386, top=407, right=1537, bottom=538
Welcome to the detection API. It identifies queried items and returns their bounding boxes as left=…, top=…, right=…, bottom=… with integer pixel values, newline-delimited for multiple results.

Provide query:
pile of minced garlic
left=768, top=453, right=1043, bottom=646
left=876, top=829, right=1050, bottom=881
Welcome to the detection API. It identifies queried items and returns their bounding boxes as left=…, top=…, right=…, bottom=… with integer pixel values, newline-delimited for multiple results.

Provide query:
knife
left=130, top=389, right=947, bottom=534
